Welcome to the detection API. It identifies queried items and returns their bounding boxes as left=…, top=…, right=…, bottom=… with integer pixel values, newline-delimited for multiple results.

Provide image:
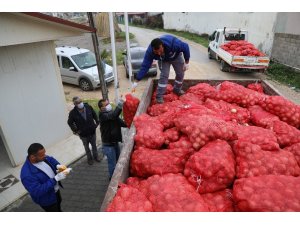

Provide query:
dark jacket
left=67, top=103, right=99, bottom=137
left=99, top=104, right=127, bottom=144
left=20, top=156, right=61, bottom=207
left=137, top=34, right=190, bottom=80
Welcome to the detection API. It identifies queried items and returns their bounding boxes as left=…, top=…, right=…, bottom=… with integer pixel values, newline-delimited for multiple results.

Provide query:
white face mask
left=77, top=102, right=84, bottom=109
left=105, top=104, right=112, bottom=112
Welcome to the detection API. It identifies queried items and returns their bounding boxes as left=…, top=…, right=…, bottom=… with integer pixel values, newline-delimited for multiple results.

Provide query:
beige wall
left=275, top=12, right=300, bottom=35
left=0, top=41, right=71, bottom=166
left=0, top=13, right=85, bottom=47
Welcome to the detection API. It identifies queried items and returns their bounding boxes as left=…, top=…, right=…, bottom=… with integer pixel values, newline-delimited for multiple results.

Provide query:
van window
left=62, top=57, right=75, bottom=69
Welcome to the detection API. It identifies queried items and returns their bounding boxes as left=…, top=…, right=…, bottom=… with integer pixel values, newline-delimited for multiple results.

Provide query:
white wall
left=163, top=12, right=278, bottom=55
left=275, top=12, right=300, bottom=35
left=0, top=13, right=86, bottom=47
left=0, top=41, right=71, bottom=166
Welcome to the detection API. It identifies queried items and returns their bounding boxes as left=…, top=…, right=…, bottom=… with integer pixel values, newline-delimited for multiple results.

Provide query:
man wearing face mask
left=20, top=143, right=69, bottom=211
left=68, top=96, right=100, bottom=165
left=98, top=99, right=127, bottom=180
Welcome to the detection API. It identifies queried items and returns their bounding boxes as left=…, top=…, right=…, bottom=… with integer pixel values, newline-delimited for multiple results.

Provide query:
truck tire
left=79, top=78, right=93, bottom=91
left=208, top=49, right=213, bottom=59
left=220, top=60, right=230, bottom=72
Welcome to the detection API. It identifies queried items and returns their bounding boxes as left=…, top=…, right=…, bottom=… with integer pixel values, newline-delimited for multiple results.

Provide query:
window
left=71, top=52, right=96, bottom=70
left=62, top=57, right=74, bottom=69
left=225, top=33, right=246, bottom=41
left=216, top=32, right=220, bottom=42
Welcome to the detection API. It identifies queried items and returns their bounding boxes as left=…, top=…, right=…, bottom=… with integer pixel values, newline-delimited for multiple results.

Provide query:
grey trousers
left=80, top=133, right=98, bottom=160
left=157, top=53, right=185, bottom=100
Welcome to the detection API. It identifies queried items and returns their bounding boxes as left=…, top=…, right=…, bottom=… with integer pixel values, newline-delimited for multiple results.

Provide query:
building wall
left=271, top=12, right=300, bottom=69
left=271, top=33, right=300, bottom=69
left=0, top=13, right=85, bottom=47
left=163, top=12, right=278, bottom=55
left=0, top=41, right=71, bottom=166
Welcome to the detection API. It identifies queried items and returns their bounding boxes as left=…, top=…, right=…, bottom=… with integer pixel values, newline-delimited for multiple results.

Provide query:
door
left=209, top=31, right=220, bottom=58
left=60, top=56, right=78, bottom=85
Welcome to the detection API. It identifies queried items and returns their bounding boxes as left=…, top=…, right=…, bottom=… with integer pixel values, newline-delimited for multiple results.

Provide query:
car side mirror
left=208, top=35, right=213, bottom=41
left=69, top=67, right=76, bottom=71
left=122, top=52, right=127, bottom=56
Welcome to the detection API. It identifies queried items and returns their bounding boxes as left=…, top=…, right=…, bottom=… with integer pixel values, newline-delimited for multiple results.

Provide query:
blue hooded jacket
left=20, top=156, right=61, bottom=206
left=136, top=34, right=190, bottom=81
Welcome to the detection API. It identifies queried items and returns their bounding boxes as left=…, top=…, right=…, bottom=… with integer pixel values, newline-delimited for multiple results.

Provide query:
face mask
left=105, top=104, right=112, bottom=112
left=77, top=102, right=84, bottom=109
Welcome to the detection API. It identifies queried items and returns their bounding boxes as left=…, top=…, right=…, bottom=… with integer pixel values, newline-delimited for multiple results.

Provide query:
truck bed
left=218, top=48, right=270, bottom=69
left=100, top=78, right=281, bottom=211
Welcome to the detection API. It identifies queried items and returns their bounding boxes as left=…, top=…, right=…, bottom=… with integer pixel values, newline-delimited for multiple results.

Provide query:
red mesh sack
left=248, top=105, right=280, bottom=128
left=184, top=140, right=236, bottom=194
left=106, top=184, right=153, bottom=212
left=235, top=125, right=280, bottom=151
left=141, top=173, right=210, bottom=211
left=130, top=147, right=193, bottom=178
left=215, top=82, right=266, bottom=107
left=156, top=109, right=178, bottom=129
left=126, top=177, right=142, bottom=189
left=234, top=141, right=300, bottom=178
left=123, top=94, right=140, bottom=127
left=267, top=120, right=300, bottom=147
left=233, top=175, right=300, bottom=211
left=202, top=189, right=235, bottom=212
left=175, top=114, right=237, bottom=150
left=150, top=84, right=175, bottom=105
left=163, top=127, right=180, bottom=145
left=147, top=100, right=183, bottom=116
left=204, top=98, right=250, bottom=124
left=247, top=83, right=264, bottom=93
left=284, top=143, right=300, bottom=167
left=168, top=135, right=193, bottom=149
left=260, top=95, right=300, bottom=128
left=134, top=114, right=165, bottom=149
left=179, top=92, right=204, bottom=105
left=187, top=83, right=217, bottom=99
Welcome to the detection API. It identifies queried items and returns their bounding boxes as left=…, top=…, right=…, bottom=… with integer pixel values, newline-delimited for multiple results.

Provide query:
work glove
left=183, top=63, right=189, bottom=71
left=54, top=172, right=67, bottom=182
left=131, top=82, right=138, bottom=93
left=117, top=99, right=125, bottom=108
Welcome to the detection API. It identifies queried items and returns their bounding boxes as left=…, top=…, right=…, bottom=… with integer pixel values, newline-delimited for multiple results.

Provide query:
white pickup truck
left=208, top=28, right=270, bottom=72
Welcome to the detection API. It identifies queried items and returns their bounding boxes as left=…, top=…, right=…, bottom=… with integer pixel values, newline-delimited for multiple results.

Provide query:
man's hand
left=56, top=164, right=67, bottom=173
left=131, top=82, right=138, bottom=93
left=54, top=172, right=67, bottom=182
left=183, top=63, right=189, bottom=71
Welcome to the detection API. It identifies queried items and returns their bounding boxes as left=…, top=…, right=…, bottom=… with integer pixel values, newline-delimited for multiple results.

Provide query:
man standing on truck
left=135, top=34, right=190, bottom=104
left=98, top=99, right=127, bottom=180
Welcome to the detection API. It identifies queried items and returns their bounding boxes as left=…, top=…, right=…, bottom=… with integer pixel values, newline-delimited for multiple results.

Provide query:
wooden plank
left=100, top=78, right=280, bottom=211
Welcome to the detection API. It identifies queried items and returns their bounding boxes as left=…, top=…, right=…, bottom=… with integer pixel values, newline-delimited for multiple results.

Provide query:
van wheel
left=208, top=49, right=213, bottom=59
left=220, top=60, right=230, bottom=72
left=79, top=78, right=93, bottom=91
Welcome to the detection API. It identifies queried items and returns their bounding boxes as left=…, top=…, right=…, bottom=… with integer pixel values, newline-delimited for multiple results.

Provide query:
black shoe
left=88, top=159, right=93, bottom=165
left=173, top=89, right=185, bottom=96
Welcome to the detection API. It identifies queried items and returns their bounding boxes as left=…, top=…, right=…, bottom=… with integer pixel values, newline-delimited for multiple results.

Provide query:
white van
left=56, top=46, right=114, bottom=91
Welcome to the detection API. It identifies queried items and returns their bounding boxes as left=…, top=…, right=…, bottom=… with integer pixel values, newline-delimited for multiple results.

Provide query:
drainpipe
left=124, top=12, right=134, bottom=85
left=87, top=12, right=108, bottom=101
left=109, top=12, right=120, bottom=104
